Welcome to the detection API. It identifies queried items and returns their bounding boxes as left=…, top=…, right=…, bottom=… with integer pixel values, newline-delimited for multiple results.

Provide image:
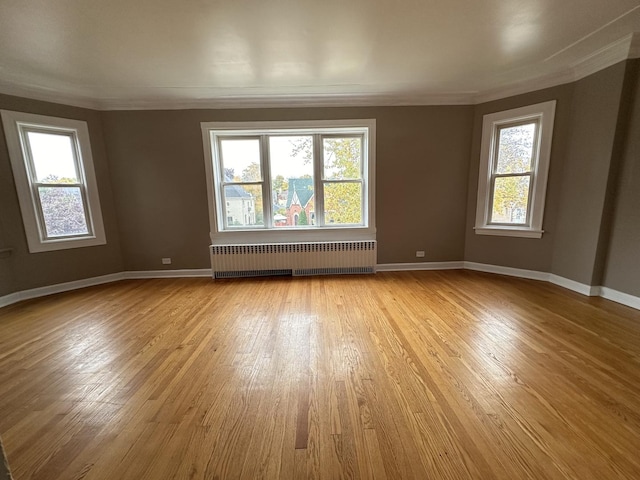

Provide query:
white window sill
left=474, top=227, right=543, bottom=239
left=31, top=235, right=107, bottom=253
left=211, top=226, right=376, bottom=245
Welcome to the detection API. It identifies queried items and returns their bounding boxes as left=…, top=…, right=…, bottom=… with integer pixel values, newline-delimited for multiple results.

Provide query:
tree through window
left=202, top=120, right=375, bottom=241
left=475, top=101, right=556, bottom=238
left=1, top=110, right=106, bottom=252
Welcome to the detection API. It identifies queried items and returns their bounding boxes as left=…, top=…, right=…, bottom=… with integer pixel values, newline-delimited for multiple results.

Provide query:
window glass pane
left=490, top=175, right=531, bottom=224
left=323, top=137, right=362, bottom=180
left=324, top=182, right=362, bottom=225
left=495, top=123, right=536, bottom=174
left=220, top=138, right=261, bottom=182
left=223, top=184, right=263, bottom=227
left=27, top=131, right=79, bottom=183
left=269, top=136, right=314, bottom=228
left=38, top=186, right=89, bottom=237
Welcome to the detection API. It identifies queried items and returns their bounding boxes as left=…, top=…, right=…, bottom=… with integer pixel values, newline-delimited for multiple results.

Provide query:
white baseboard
left=548, top=274, right=600, bottom=296
left=124, top=269, right=213, bottom=279
left=0, top=272, right=125, bottom=309
left=464, top=261, right=601, bottom=297
left=463, top=261, right=549, bottom=282
left=0, top=292, right=22, bottom=309
left=599, top=287, right=640, bottom=310
left=376, top=261, right=464, bottom=272
left=461, top=262, right=637, bottom=308
left=1, top=265, right=637, bottom=312
left=0, top=269, right=212, bottom=308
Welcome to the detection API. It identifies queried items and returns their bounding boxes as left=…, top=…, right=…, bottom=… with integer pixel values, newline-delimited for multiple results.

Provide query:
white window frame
left=1, top=110, right=106, bottom=252
left=474, top=101, right=556, bottom=239
left=201, top=119, right=376, bottom=244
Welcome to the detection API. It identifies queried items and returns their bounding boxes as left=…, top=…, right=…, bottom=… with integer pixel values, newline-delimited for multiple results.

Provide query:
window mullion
left=215, top=136, right=229, bottom=230
left=493, top=172, right=533, bottom=179
left=314, top=134, right=324, bottom=227
left=29, top=182, right=49, bottom=239
left=33, top=181, right=83, bottom=188
left=490, top=126, right=501, bottom=176
left=261, top=135, right=273, bottom=229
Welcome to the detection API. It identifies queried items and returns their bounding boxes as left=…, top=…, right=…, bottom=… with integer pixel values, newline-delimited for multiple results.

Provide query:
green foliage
left=491, top=124, right=535, bottom=223
left=290, top=137, right=363, bottom=224
left=322, top=138, right=362, bottom=224
left=491, top=177, right=529, bottom=223
left=298, top=210, right=308, bottom=225
left=272, top=174, right=288, bottom=194
left=496, top=124, right=534, bottom=173
left=243, top=184, right=264, bottom=225
left=241, top=163, right=261, bottom=182
left=39, top=186, right=88, bottom=236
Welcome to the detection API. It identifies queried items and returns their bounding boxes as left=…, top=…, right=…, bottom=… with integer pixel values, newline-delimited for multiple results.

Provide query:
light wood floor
left=1, top=271, right=640, bottom=479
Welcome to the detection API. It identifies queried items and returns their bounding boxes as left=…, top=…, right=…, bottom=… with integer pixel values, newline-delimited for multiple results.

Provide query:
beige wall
left=1, top=61, right=639, bottom=301
left=0, top=94, right=124, bottom=297
left=549, top=63, right=628, bottom=285
left=101, top=106, right=474, bottom=269
left=603, top=59, right=640, bottom=297
left=464, top=83, right=575, bottom=272
left=465, top=62, right=639, bottom=297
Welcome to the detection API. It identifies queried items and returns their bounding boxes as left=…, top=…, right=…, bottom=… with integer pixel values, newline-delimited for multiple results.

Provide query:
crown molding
left=474, top=33, right=638, bottom=104
left=570, top=33, right=635, bottom=81
left=93, top=92, right=477, bottom=110
left=472, top=69, right=577, bottom=105
left=629, top=32, right=640, bottom=58
left=1, top=33, right=639, bottom=110
left=0, top=78, right=101, bottom=110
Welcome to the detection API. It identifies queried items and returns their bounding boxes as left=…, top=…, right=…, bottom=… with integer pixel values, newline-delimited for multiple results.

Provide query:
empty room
left=1, top=1, right=640, bottom=479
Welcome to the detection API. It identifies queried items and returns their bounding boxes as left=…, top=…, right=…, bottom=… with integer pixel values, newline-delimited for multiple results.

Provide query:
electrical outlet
left=161, top=257, right=172, bottom=265
left=416, top=251, right=425, bottom=258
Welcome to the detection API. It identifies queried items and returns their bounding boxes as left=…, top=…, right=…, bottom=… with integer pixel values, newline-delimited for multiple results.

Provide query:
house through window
left=202, top=120, right=376, bottom=243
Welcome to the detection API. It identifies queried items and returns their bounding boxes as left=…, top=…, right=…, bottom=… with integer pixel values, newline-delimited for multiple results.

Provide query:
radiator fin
left=294, top=266, right=375, bottom=276
left=214, top=269, right=292, bottom=279
left=210, top=241, right=376, bottom=279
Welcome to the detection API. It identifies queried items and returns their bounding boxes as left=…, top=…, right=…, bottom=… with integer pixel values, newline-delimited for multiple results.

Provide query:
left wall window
left=1, top=110, right=106, bottom=252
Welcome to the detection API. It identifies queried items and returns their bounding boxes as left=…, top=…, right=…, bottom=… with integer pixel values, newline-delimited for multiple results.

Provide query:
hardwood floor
left=1, top=270, right=639, bottom=479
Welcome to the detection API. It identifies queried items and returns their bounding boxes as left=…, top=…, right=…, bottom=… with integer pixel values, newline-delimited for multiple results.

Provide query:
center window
left=202, top=120, right=375, bottom=243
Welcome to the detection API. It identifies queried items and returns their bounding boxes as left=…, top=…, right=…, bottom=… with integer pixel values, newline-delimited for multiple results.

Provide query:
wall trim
left=0, top=292, right=22, bottom=310
left=463, top=261, right=549, bottom=281
left=0, top=265, right=637, bottom=312
left=0, top=270, right=213, bottom=309
left=570, top=33, right=635, bottom=83
left=0, top=272, right=125, bottom=309
left=123, top=269, right=213, bottom=279
left=1, top=34, right=638, bottom=111
left=548, top=274, right=600, bottom=296
left=599, top=287, right=640, bottom=311
left=376, top=261, right=464, bottom=271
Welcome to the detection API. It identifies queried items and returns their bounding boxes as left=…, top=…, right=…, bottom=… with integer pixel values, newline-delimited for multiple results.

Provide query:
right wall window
left=475, top=100, right=556, bottom=238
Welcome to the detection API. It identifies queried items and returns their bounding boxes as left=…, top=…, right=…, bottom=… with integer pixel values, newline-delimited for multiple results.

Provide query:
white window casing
left=1, top=110, right=106, bottom=252
left=474, top=101, right=556, bottom=239
left=201, top=119, right=376, bottom=245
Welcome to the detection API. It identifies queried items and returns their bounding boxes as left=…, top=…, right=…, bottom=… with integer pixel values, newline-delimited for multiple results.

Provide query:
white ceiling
left=1, top=0, right=640, bottom=110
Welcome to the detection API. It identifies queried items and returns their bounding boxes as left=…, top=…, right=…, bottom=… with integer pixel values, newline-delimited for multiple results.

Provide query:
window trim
left=1, top=110, right=106, bottom=252
left=474, top=101, right=556, bottom=239
left=201, top=119, right=376, bottom=245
